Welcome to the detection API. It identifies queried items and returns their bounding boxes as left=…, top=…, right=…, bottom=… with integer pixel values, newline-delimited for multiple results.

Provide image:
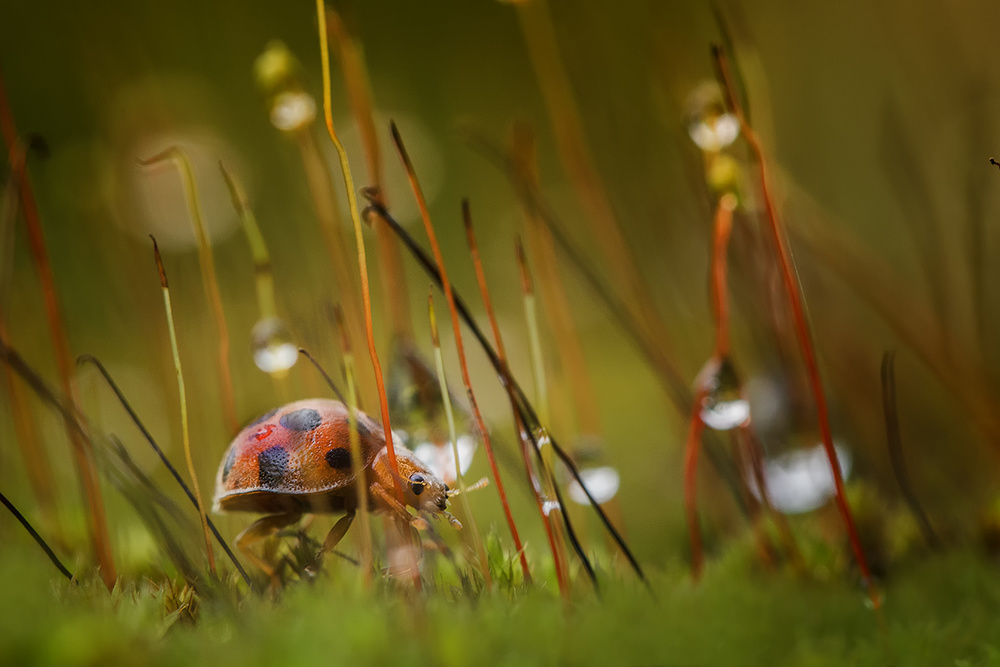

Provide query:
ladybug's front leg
left=370, top=482, right=422, bottom=525
left=236, top=511, right=302, bottom=586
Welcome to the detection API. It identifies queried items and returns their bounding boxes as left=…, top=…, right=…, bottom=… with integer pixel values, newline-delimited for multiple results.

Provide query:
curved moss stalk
left=315, top=0, right=402, bottom=496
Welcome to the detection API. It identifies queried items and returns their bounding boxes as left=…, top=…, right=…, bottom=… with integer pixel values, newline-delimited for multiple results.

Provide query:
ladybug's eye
left=409, top=473, right=426, bottom=496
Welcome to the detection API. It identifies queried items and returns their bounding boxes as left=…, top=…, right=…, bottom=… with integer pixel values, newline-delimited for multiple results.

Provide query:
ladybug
left=213, top=398, right=461, bottom=578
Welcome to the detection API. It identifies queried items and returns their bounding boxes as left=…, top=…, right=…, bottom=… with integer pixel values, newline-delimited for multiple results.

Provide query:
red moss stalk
left=390, top=123, right=531, bottom=583
left=713, top=46, right=879, bottom=607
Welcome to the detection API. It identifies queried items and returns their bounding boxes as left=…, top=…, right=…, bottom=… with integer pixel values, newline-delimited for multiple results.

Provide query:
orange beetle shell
left=213, top=399, right=384, bottom=515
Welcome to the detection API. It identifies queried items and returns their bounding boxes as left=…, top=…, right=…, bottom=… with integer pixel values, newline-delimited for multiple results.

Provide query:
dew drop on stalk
left=413, top=435, right=477, bottom=486
left=685, top=81, right=740, bottom=152
left=251, top=317, right=297, bottom=373
left=699, top=357, right=750, bottom=430
left=568, top=466, right=621, bottom=505
left=746, top=442, right=853, bottom=514
left=269, top=91, right=316, bottom=132
left=541, top=499, right=562, bottom=516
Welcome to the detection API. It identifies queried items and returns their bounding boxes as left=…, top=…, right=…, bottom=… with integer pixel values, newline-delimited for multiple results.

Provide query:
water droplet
left=251, top=317, right=297, bottom=373
left=413, top=435, right=477, bottom=485
left=685, top=82, right=740, bottom=152
left=746, top=442, right=852, bottom=514
left=863, top=590, right=884, bottom=610
left=386, top=344, right=456, bottom=445
left=270, top=91, right=316, bottom=132
left=568, top=466, right=621, bottom=505
left=541, top=499, right=562, bottom=516
left=699, top=357, right=750, bottom=431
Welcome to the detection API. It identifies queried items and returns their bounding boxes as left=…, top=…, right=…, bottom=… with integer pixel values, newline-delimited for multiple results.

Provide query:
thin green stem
left=152, top=236, right=216, bottom=576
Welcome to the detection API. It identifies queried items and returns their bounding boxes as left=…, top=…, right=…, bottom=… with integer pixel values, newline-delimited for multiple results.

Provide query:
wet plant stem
left=137, top=147, right=238, bottom=435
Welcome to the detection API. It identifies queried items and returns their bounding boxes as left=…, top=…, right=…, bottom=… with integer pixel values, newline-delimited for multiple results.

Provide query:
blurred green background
left=2, top=0, right=1000, bottom=579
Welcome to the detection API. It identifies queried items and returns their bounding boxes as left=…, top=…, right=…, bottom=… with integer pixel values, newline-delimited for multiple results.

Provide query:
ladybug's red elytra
left=213, top=398, right=461, bottom=577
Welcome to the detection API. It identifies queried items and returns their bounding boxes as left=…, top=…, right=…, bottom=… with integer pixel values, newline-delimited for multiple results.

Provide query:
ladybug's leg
left=317, top=510, right=355, bottom=558
left=236, top=511, right=302, bottom=582
left=371, top=483, right=415, bottom=523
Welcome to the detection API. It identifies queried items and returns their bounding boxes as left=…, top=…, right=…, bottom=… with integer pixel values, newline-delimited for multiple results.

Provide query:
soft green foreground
left=2, top=544, right=999, bottom=667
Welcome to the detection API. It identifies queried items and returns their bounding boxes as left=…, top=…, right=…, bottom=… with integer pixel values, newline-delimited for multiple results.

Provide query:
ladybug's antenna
left=446, top=477, right=489, bottom=498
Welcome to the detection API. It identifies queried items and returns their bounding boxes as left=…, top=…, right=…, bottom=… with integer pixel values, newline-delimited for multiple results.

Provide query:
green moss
left=1, top=540, right=999, bottom=667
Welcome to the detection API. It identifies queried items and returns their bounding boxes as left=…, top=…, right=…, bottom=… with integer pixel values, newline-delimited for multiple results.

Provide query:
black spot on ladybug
left=280, top=408, right=323, bottom=432
left=222, top=447, right=237, bottom=483
left=258, top=446, right=289, bottom=488
left=248, top=407, right=278, bottom=428
left=325, top=447, right=352, bottom=470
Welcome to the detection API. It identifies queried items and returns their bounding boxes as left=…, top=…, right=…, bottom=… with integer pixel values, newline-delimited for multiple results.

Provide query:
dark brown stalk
left=0, top=490, right=73, bottom=581
left=76, top=354, right=253, bottom=588
left=881, top=351, right=938, bottom=548
left=713, top=45, right=879, bottom=607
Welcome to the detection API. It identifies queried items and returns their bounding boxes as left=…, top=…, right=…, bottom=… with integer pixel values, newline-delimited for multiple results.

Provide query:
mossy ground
left=2, top=532, right=999, bottom=667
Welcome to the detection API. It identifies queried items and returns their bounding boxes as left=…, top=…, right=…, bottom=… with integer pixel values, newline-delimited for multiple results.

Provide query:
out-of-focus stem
left=220, top=162, right=277, bottom=320
left=1, top=75, right=116, bottom=588
left=137, top=147, right=238, bottom=434
left=326, top=8, right=412, bottom=342
left=714, top=46, right=879, bottom=608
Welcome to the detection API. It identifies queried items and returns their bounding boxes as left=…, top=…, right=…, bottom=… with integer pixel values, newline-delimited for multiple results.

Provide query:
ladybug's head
left=374, top=446, right=462, bottom=529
